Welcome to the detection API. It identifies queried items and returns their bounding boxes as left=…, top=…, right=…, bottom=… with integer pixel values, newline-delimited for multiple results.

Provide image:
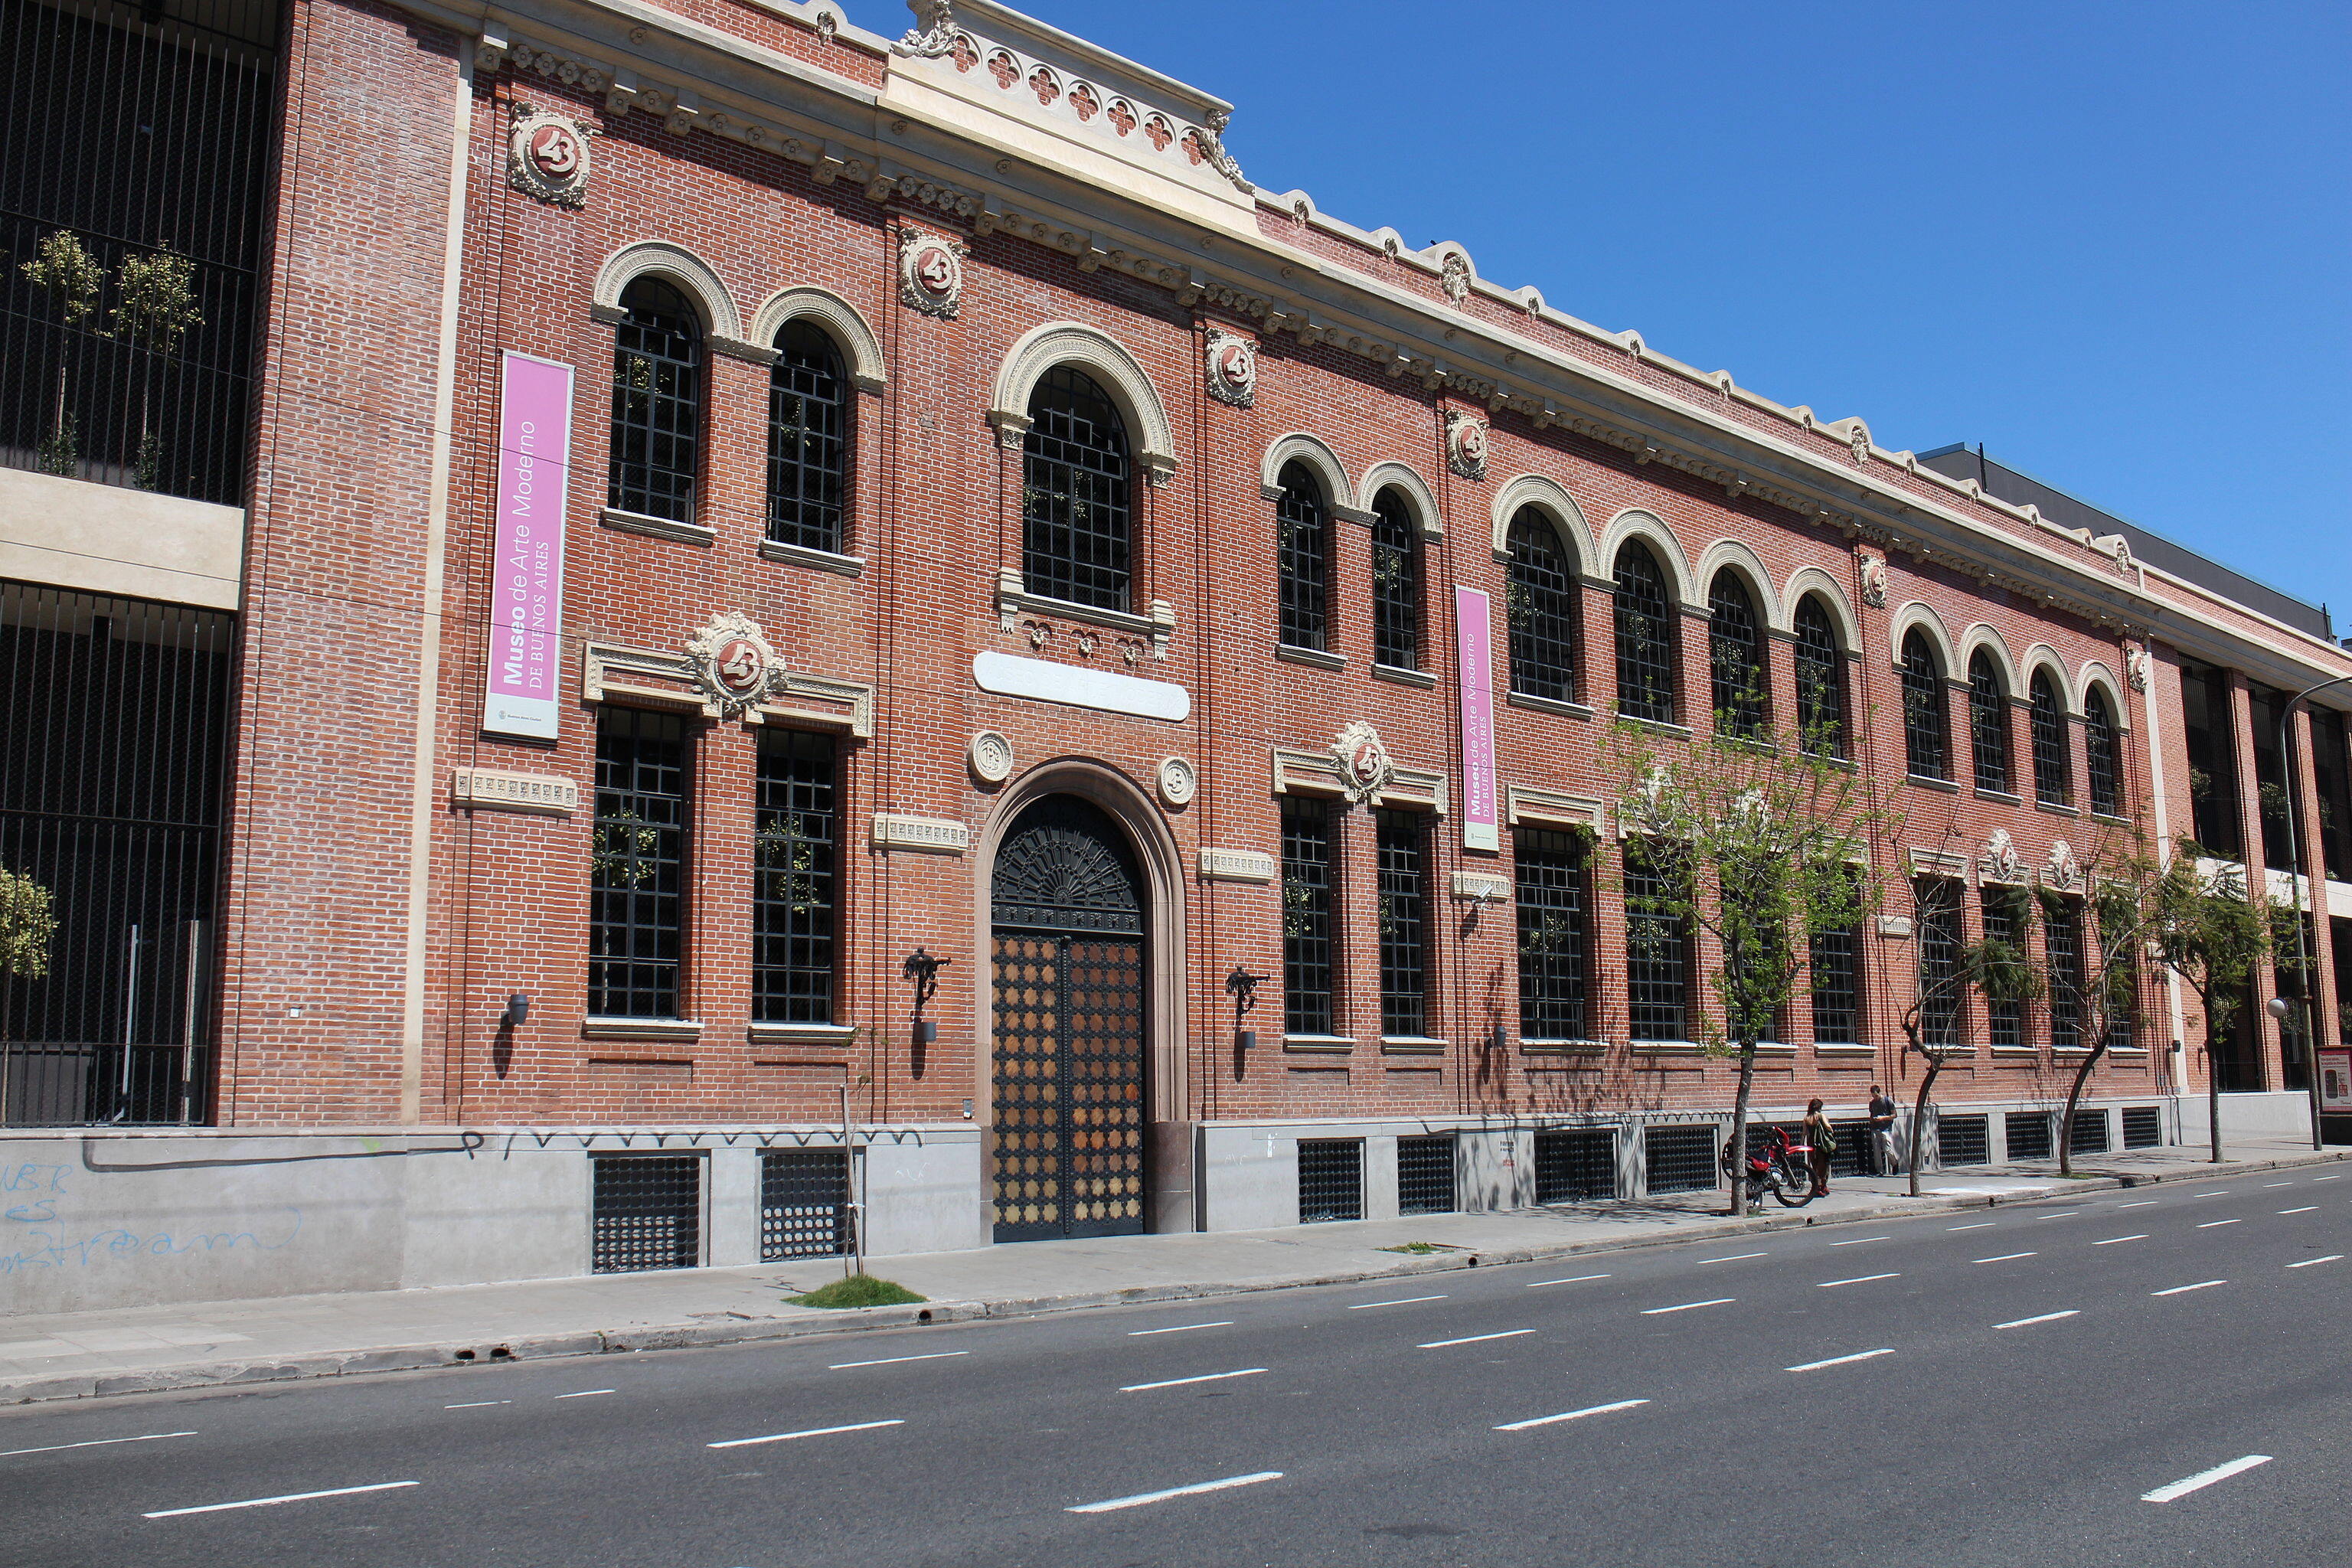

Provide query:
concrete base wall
left=0, top=1125, right=978, bottom=1315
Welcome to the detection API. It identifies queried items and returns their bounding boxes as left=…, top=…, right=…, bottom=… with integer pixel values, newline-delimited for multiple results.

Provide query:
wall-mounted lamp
left=1488, top=1022, right=1507, bottom=1054
left=504, top=992, right=530, bottom=1028
left=903, top=948, right=951, bottom=1053
left=1226, top=967, right=1264, bottom=1052
left=913, top=1019, right=937, bottom=1045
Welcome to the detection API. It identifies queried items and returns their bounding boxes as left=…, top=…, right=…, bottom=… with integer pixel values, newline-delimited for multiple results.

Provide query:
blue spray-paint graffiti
left=0, top=1163, right=303, bottom=1274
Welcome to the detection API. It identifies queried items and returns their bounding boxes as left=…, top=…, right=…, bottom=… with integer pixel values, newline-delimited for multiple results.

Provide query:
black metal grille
left=1968, top=653, right=2011, bottom=794
left=2044, top=900, right=2083, bottom=1050
left=2180, top=658, right=2241, bottom=857
left=753, top=728, right=835, bottom=1024
left=1298, top=1138, right=1363, bottom=1223
left=1916, top=878, right=1962, bottom=1048
left=1707, top=572, right=1766, bottom=738
left=1535, top=1128, right=1616, bottom=1203
left=2, top=583, right=231, bottom=1125
left=2004, top=1112, right=2053, bottom=1162
left=1624, top=840, right=1688, bottom=1041
left=2, top=0, right=275, bottom=507
left=765, top=319, right=848, bottom=553
left=1939, top=1113, right=1990, bottom=1166
left=2030, top=673, right=2071, bottom=808
left=1901, top=632, right=1949, bottom=781
left=1644, top=1123, right=1720, bottom=1194
left=1613, top=542, right=1677, bottom=724
left=1828, top=1119, right=1873, bottom=1179
left=991, top=799, right=1147, bottom=1243
left=1396, top=1133, right=1455, bottom=1214
left=2104, top=954, right=2139, bottom=1054
left=1809, top=912, right=1861, bottom=1046
left=1021, top=366, right=1129, bottom=612
left=591, top=1155, right=701, bottom=1272
left=1281, top=797, right=1335, bottom=1037
left=1370, top=487, right=1420, bottom=670
left=2247, top=683, right=2295, bottom=872
left=2085, top=689, right=2122, bottom=816
left=760, top=1148, right=852, bottom=1260
left=607, top=278, right=701, bottom=524
left=589, top=707, right=689, bottom=1020
left=1514, top=828, right=1588, bottom=1040
left=1506, top=508, right=1578, bottom=703
left=1981, top=887, right=2026, bottom=1047
left=2312, top=709, right=2352, bottom=881
left=1792, top=596, right=1846, bottom=757
left=2122, top=1106, right=2162, bottom=1148
left=1274, top=460, right=1327, bottom=651
left=2068, top=1108, right=2109, bottom=1155
left=1376, top=809, right=1427, bottom=1037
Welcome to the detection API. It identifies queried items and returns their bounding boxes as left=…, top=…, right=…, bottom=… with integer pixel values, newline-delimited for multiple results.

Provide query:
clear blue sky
left=860, top=1, right=2350, bottom=630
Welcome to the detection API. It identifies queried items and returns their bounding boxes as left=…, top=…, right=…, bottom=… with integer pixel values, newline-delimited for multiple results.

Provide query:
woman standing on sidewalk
left=1802, top=1099, right=1837, bottom=1197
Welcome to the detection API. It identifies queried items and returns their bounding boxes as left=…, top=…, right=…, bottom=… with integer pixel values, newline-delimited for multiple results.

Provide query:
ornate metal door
left=990, top=797, right=1146, bottom=1242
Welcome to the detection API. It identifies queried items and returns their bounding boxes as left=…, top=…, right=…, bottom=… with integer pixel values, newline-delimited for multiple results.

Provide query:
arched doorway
left=989, top=795, right=1148, bottom=1241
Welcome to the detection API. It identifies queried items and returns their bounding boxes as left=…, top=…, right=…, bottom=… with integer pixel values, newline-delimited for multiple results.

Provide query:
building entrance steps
left=3, top=1136, right=2339, bottom=1406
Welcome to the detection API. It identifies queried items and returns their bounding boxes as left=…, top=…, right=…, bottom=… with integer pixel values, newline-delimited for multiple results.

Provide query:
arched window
left=1506, top=508, right=1578, bottom=703
left=2030, top=671, right=2071, bottom=807
left=1370, top=488, right=1422, bottom=670
left=765, top=320, right=849, bottom=554
left=1900, top=629, right=1950, bottom=781
left=608, top=276, right=702, bottom=524
left=1274, top=460, right=1328, bottom=651
left=1968, top=652, right=2012, bottom=795
left=1614, top=541, right=1677, bottom=724
left=1707, top=571, right=1766, bottom=738
left=1792, top=595, right=1847, bottom=758
left=2085, top=688, right=2122, bottom=816
left=1022, top=367, right=1130, bottom=612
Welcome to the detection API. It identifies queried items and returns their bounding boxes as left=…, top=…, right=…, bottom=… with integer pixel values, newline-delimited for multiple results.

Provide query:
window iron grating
left=1643, top=1123, right=1720, bottom=1194
left=760, top=1148, right=852, bottom=1260
left=1938, top=1113, right=1990, bottom=1167
left=1396, top=1133, right=1455, bottom=1215
left=2004, top=1112, right=2054, bottom=1163
left=2121, top=1106, right=2161, bottom=1148
left=2067, top=1108, right=2109, bottom=1155
left=1534, top=1127, right=1616, bottom=1204
left=1297, top=1138, right=1363, bottom=1223
left=591, top=1155, right=701, bottom=1272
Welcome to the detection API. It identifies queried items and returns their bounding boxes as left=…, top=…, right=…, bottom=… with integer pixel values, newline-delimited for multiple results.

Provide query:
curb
left=8, top=1147, right=2344, bottom=1407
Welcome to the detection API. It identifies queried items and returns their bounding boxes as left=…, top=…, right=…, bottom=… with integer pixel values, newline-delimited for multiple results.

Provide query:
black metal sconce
left=503, top=992, right=529, bottom=1028
left=903, top=947, right=951, bottom=1049
left=1226, top=966, right=1264, bottom=1052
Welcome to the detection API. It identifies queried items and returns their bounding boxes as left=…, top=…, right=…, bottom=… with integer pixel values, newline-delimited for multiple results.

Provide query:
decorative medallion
left=1858, top=553, right=1888, bottom=608
left=1445, top=411, right=1488, bottom=481
left=684, top=611, right=786, bottom=717
left=1156, top=755, right=1197, bottom=808
left=968, top=730, right=1014, bottom=784
left=1978, top=828, right=2021, bottom=885
left=1440, top=252, right=1471, bottom=307
left=2044, top=839, right=2079, bottom=892
left=897, top=227, right=962, bottom=318
left=508, top=103, right=596, bottom=208
left=1204, top=330, right=1256, bottom=408
left=1331, top=721, right=1393, bottom=806
left=2126, top=646, right=2150, bottom=694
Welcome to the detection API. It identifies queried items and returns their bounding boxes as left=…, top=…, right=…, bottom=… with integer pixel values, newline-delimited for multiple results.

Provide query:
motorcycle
left=1721, top=1124, right=1817, bottom=1209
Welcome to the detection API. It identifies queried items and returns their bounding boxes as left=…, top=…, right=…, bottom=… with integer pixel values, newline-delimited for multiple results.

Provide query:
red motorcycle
left=1721, top=1124, right=1818, bottom=1209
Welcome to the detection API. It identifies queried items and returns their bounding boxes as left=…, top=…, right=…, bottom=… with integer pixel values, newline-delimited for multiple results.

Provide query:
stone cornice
left=445, top=0, right=2350, bottom=688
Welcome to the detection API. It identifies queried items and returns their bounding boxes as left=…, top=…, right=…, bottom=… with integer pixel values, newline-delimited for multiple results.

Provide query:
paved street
left=5, top=1171, right=2347, bottom=1568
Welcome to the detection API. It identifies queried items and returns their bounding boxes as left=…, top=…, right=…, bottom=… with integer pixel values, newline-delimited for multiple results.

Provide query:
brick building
left=4, top=0, right=2348, bottom=1312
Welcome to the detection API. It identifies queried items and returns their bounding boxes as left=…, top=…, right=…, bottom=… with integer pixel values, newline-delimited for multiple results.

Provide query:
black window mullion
left=753, top=729, right=837, bottom=1025
left=608, top=279, right=701, bottom=524
left=1916, top=877, right=1962, bottom=1047
left=1613, top=543, right=1677, bottom=724
left=1792, top=596, right=1846, bottom=758
left=764, top=321, right=848, bottom=553
left=590, top=707, right=689, bottom=1019
left=2085, top=690, right=2122, bottom=816
left=1281, top=797, right=1334, bottom=1037
left=1375, top=808, right=1427, bottom=1036
left=1901, top=632, right=1950, bottom=781
left=1981, top=888, right=2024, bottom=1047
left=1021, top=367, right=1130, bottom=612
left=2030, top=674, right=2071, bottom=808
left=1968, top=654, right=2011, bottom=794
left=1507, top=511, right=1578, bottom=702
left=1275, top=462, right=1327, bottom=651
left=1707, top=573, right=1766, bottom=738
left=1514, top=828, right=1589, bottom=1039
left=1624, top=839, right=1688, bottom=1040
left=1370, top=489, right=1421, bottom=670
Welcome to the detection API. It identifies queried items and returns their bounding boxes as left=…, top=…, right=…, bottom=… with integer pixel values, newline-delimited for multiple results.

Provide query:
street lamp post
left=2274, top=673, right=2352, bottom=1152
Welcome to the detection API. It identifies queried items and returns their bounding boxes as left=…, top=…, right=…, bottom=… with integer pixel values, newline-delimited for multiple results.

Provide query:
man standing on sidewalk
left=1867, top=1085, right=1900, bottom=1177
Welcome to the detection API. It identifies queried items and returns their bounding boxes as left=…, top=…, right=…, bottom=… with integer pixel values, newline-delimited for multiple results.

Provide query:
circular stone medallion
left=969, top=730, right=1014, bottom=784
left=1156, top=756, right=1197, bottom=808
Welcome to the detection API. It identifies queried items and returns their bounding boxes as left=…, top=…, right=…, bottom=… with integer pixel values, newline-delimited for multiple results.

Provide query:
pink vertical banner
left=482, top=351, right=573, bottom=740
left=1455, top=585, right=1499, bottom=852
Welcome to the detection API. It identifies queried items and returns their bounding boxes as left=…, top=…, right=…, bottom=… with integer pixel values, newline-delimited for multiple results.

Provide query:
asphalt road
left=5, top=1174, right=2348, bottom=1568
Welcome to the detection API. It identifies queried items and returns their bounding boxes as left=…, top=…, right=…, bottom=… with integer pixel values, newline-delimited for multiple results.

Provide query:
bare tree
left=1896, top=877, right=2043, bottom=1196
left=1607, top=717, right=1894, bottom=1217
left=2145, top=838, right=2275, bottom=1162
left=2033, top=830, right=2166, bottom=1177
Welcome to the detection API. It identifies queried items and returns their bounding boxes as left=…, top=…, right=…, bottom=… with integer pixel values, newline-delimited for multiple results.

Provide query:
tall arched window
left=1614, top=541, right=1677, bottom=724
left=2085, top=688, right=2122, bottom=816
left=1370, top=488, right=1422, bottom=670
left=766, top=320, right=849, bottom=554
left=2030, top=671, right=2071, bottom=807
left=1707, top=571, right=1766, bottom=738
left=1968, top=652, right=2012, bottom=795
left=1275, top=460, right=1328, bottom=651
left=1022, top=367, right=1130, bottom=612
left=608, top=276, right=702, bottom=524
left=1792, top=595, right=1847, bottom=758
left=1900, top=629, right=1950, bottom=781
left=1507, top=508, right=1577, bottom=703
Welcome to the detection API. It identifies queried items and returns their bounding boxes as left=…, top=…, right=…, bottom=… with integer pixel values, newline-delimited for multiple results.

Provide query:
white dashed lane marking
left=1818, top=1274, right=1900, bottom=1289
left=2141, top=1455, right=2272, bottom=1502
left=2286, top=1255, right=2343, bottom=1269
left=828, top=1351, right=969, bottom=1370
left=1640, top=1298, right=1736, bottom=1315
left=1697, top=1253, right=1768, bottom=1265
left=1494, top=1399, right=1649, bottom=1431
left=1785, top=1348, right=1895, bottom=1372
left=1129, top=1321, right=1233, bottom=1336
left=143, top=1481, right=418, bottom=1520
left=1349, top=1296, right=1447, bottom=1310
left=1975, top=1253, right=2037, bottom=1263
left=2197, top=1220, right=2240, bottom=1228
left=2151, top=1281, right=2227, bottom=1296
left=2092, top=1235, right=2148, bottom=1246
left=707, top=1419, right=904, bottom=1449
left=1119, top=1369, right=1266, bottom=1393
left=1996, top=1311, right=2079, bottom=1330
left=1418, top=1330, right=1535, bottom=1349
left=1067, top=1471, right=1282, bottom=1513
left=1527, top=1274, right=1611, bottom=1288
left=1, top=1431, right=195, bottom=1459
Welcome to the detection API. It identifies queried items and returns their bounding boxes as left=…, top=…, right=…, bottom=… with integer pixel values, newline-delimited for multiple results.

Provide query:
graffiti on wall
left=0, top=1161, right=302, bottom=1274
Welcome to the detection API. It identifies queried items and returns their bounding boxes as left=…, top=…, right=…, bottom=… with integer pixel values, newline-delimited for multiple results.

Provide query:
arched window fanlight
left=1507, top=509, right=1578, bottom=704
left=1900, top=629, right=1950, bottom=781
left=1275, top=459, right=1328, bottom=652
left=608, top=276, right=702, bottom=524
left=765, top=319, right=850, bottom=554
left=1968, top=652, right=2011, bottom=795
left=1613, top=541, right=1677, bottom=724
left=1707, top=571, right=1766, bottom=738
left=1792, top=596, right=1846, bottom=758
left=1022, top=367, right=1131, bottom=612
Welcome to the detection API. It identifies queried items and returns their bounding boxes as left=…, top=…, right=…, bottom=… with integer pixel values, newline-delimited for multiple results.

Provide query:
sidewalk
left=5, top=1136, right=2341, bottom=1406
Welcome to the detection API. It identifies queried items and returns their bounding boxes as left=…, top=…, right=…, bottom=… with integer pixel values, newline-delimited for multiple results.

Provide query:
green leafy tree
left=20, top=229, right=102, bottom=476
left=2147, top=838, right=2275, bottom=1161
left=1607, top=715, right=1894, bottom=1217
left=0, top=864, right=57, bottom=982
left=113, top=247, right=204, bottom=491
